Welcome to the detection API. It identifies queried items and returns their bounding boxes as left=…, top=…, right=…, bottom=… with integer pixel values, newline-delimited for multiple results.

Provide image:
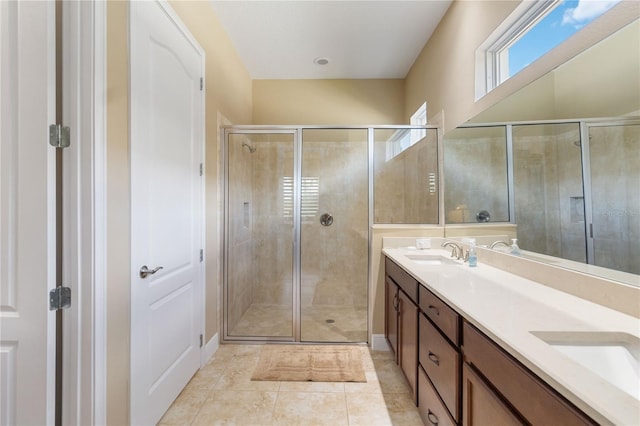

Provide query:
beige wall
left=106, top=1, right=253, bottom=423
left=106, top=3, right=130, bottom=425
left=170, top=0, right=253, bottom=346
left=404, top=1, right=517, bottom=131
left=253, top=79, right=405, bottom=124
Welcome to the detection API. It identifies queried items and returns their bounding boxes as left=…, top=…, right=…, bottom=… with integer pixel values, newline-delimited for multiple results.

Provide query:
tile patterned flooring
left=159, top=344, right=424, bottom=425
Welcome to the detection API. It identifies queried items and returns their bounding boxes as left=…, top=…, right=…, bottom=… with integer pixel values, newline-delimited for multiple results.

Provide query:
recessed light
left=314, top=57, right=330, bottom=66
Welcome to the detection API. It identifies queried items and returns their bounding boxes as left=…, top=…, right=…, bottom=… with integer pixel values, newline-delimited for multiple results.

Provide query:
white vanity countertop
left=382, top=247, right=640, bottom=426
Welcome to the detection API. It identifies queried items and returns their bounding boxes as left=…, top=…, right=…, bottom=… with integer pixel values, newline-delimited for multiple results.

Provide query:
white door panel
left=130, top=1, right=204, bottom=424
left=0, top=1, right=56, bottom=424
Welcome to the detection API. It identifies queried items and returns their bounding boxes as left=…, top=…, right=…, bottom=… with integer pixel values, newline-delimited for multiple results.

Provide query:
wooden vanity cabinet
left=399, top=289, right=419, bottom=399
left=385, top=276, right=399, bottom=358
left=419, top=366, right=456, bottom=426
left=462, top=363, right=523, bottom=426
left=417, top=287, right=461, bottom=425
left=384, top=258, right=419, bottom=401
left=419, top=313, right=460, bottom=422
left=384, top=257, right=598, bottom=426
left=462, top=322, right=596, bottom=426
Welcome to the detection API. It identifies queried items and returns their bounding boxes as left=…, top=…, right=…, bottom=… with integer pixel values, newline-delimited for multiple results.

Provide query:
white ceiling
left=209, top=1, right=452, bottom=80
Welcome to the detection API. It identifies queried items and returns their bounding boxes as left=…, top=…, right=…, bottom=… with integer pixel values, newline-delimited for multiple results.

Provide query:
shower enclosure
left=223, top=127, right=370, bottom=343
left=445, top=118, right=639, bottom=276
left=223, top=125, right=440, bottom=343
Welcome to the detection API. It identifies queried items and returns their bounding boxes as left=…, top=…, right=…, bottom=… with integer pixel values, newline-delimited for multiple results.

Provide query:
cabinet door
left=385, top=277, right=399, bottom=358
left=462, top=364, right=524, bottom=426
left=399, top=290, right=418, bottom=400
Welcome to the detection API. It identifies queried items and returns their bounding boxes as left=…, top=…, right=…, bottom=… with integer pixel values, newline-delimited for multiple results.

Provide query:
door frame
left=61, top=0, right=107, bottom=424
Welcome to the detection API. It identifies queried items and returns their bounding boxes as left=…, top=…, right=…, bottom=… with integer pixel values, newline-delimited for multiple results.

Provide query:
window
left=386, top=102, right=427, bottom=161
left=410, top=102, right=427, bottom=143
left=476, top=0, right=621, bottom=99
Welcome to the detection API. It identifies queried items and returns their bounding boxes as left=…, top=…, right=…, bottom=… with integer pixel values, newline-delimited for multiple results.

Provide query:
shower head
left=242, top=142, right=256, bottom=153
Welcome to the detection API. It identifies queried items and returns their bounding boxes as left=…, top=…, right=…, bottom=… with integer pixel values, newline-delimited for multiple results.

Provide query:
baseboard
left=203, top=333, right=219, bottom=364
left=371, top=334, right=390, bottom=351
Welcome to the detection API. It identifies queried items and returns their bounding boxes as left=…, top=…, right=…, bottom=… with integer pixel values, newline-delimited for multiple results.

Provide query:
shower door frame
left=222, top=127, right=300, bottom=342
left=221, top=124, right=437, bottom=344
left=580, top=118, right=640, bottom=267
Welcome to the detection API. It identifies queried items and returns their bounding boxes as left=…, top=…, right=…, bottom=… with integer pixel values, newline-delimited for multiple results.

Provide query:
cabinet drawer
left=419, top=314, right=460, bottom=422
left=463, top=322, right=596, bottom=426
left=418, top=366, right=456, bottom=426
left=419, top=286, right=460, bottom=346
left=385, top=257, right=418, bottom=302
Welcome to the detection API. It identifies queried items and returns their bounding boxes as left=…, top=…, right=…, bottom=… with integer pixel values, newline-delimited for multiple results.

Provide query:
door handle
left=139, top=265, right=164, bottom=279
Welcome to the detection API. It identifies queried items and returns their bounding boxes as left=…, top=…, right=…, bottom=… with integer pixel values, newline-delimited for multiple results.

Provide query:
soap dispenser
left=468, top=238, right=478, bottom=267
left=510, top=238, right=521, bottom=256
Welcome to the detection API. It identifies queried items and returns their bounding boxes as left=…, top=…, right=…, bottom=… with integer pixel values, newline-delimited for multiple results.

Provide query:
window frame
left=476, top=0, right=560, bottom=99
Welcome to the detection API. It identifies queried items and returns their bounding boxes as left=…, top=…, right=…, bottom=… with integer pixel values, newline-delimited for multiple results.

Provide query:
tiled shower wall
left=250, top=137, right=294, bottom=306
left=512, top=124, right=585, bottom=262
left=444, top=128, right=509, bottom=223
left=227, top=135, right=257, bottom=330
left=299, top=133, right=368, bottom=309
left=374, top=130, right=439, bottom=224
left=589, top=124, right=639, bottom=274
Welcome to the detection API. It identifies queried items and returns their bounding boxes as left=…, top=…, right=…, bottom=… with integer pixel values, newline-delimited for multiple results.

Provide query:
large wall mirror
left=444, top=18, right=639, bottom=285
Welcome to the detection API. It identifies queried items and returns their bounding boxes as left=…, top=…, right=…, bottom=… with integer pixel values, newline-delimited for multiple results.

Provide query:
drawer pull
left=427, top=410, right=439, bottom=425
left=427, top=305, right=440, bottom=316
left=427, top=351, right=440, bottom=366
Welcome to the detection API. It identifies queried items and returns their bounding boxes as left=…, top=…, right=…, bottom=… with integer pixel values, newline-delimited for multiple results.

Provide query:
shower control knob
left=320, top=213, right=333, bottom=226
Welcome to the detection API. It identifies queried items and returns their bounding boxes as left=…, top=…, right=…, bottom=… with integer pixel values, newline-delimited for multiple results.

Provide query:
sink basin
left=531, top=331, right=640, bottom=399
left=405, top=254, right=461, bottom=266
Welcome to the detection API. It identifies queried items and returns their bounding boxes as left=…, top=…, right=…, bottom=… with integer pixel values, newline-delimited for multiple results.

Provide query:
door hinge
left=200, top=77, right=203, bottom=91
left=49, top=124, right=70, bottom=148
left=200, top=249, right=204, bottom=262
left=199, top=334, right=203, bottom=348
left=49, top=287, right=71, bottom=311
left=199, top=163, right=203, bottom=176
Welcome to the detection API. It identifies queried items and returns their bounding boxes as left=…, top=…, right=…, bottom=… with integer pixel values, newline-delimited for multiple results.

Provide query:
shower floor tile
left=158, top=344, right=423, bottom=426
left=227, top=303, right=367, bottom=342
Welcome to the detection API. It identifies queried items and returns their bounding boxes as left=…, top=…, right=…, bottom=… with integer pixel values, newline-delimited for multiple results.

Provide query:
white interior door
left=130, top=1, right=205, bottom=424
left=0, top=1, right=56, bottom=424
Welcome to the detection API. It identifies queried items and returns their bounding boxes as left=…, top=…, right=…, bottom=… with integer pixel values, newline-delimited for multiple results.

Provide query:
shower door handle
left=319, top=213, right=333, bottom=226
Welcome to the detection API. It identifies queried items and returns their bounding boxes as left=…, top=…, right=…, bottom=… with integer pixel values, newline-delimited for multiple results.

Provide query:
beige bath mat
left=251, top=345, right=366, bottom=382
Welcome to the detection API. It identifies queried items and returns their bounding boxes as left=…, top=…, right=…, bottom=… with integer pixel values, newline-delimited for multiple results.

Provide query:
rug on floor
left=251, top=345, right=367, bottom=382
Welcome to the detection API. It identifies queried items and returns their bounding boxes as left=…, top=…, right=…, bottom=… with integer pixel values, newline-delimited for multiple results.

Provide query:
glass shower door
left=225, top=131, right=295, bottom=340
left=299, top=129, right=369, bottom=342
left=587, top=122, right=640, bottom=275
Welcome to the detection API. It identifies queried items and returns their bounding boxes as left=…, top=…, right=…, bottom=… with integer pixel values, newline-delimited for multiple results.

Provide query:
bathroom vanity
left=383, top=246, right=639, bottom=426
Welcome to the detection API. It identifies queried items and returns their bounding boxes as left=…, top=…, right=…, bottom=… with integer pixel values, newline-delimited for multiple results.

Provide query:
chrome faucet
left=489, top=240, right=510, bottom=250
left=441, top=241, right=463, bottom=260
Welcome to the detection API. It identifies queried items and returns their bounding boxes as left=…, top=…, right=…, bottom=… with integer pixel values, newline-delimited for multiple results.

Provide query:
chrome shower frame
left=221, top=124, right=440, bottom=344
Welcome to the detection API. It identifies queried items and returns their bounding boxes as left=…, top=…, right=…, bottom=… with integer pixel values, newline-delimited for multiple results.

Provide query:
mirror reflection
left=443, top=18, right=639, bottom=282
